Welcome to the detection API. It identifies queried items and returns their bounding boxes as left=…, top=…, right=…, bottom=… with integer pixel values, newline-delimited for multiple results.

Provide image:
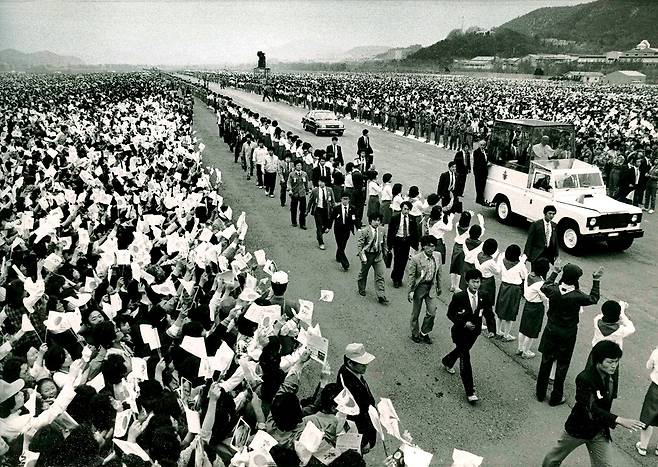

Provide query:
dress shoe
left=467, top=394, right=479, bottom=404
left=342, top=265, right=350, bottom=271
left=291, top=223, right=298, bottom=227
left=319, top=244, right=325, bottom=250
left=549, top=398, right=567, bottom=407
left=536, top=394, right=545, bottom=403
left=411, top=335, right=422, bottom=343
left=377, top=296, right=389, bottom=305
left=393, top=281, right=401, bottom=288
left=300, top=226, right=307, bottom=230
left=420, top=334, right=433, bottom=345
left=358, top=290, right=366, bottom=296
left=442, top=364, right=456, bottom=375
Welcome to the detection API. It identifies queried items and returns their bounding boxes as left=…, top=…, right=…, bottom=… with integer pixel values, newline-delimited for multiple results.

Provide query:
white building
left=605, top=70, right=647, bottom=84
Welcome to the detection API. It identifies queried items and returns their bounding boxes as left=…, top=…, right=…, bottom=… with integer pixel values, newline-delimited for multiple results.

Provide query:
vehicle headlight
left=631, top=214, right=638, bottom=223
left=588, top=217, right=597, bottom=227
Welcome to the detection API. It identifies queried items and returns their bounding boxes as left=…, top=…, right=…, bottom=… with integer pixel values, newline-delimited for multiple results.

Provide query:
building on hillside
left=519, top=54, right=579, bottom=67
left=500, top=57, right=521, bottom=71
left=605, top=70, right=647, bottom=84
left=454, top=56, right=496, bottom=70
left=577, top=55, right=606, bottom=65
left=565, top=71, right=604, bottom=84
left=619, top=41, right=658, bottom=66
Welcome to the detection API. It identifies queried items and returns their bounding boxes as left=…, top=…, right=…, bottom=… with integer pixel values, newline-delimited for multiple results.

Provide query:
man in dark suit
left=307, top=176, right=335, bottom=250
left=326, top=136, right=344, bottom=167
left=616, top=156, right=639, bottom=203
left=311, top=156, right=333, bottom=188
left=542, top=341, right=645, bottom=467
left=470, top=140, right=491, bottom=205
left=636, top=149, right=651, bottom=207
left=337, top=343, right=377, bottom=452
left=524, top=205, right=559, bottom=268
left=537, top=263, right=602, bottom=407
left=437, top=161, right=458, bottom=212
left=441, top=269, right=496, bottom=404
left=351, top=163, right=366, bottom=229
left=357, top=129, right=374, bottom=170
left=332, top=194, right=356, bottom=271
left=387, top=201, right=419, bottom=288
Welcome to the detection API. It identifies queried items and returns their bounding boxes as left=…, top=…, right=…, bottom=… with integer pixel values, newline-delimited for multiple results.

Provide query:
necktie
left=320, top=188, right=325, bottom=208
left=369, top=228, right=378, bottom=252
left=545, top=222, right=550, bottom=247
left=449, top=172, right=454, bottom=191
left=470, top=293, right=477, bottom=312
left=403, top=215, right=408, bottom=238
left=343, top=206, right=347, bottom=224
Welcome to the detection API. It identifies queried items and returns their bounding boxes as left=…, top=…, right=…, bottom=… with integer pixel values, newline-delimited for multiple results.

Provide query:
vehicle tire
left=303, top=123, right=309, bottom=132
left=495, top=197, right=512, bottom=225
left=606, top=237, right=634, bottom=251
left=314, top=127, right=320, bottom=136
left=338, top=131, right=344, bottom=136
left=558, top=221, right=583, bottom=255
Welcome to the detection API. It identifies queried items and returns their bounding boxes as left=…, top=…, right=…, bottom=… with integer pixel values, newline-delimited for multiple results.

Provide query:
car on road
left=301, top=110, right=344, bottom=136
left=484, top=119, right=644, bottom=254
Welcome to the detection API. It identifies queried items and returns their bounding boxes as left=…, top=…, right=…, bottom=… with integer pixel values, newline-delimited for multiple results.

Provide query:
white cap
left=345, top=343, right=375, bottom=365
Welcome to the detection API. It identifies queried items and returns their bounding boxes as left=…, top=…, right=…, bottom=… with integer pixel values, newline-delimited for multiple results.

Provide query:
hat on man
left=0, top=378, right=25, bottom=404
left=271, top=271, right=289, bottom=285
left=601, top=300, right=622, bottom=323
left=344, top=343, right=375, bottom=365
left=561, top=264, right=583, bottom=286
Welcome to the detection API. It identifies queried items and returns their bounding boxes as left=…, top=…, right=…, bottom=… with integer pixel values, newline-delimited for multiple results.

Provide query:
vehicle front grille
left=596, top=213, right=638, bottom=229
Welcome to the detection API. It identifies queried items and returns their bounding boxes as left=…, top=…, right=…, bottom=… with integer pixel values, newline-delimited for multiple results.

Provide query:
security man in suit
left=287, top=160, right=310, bottom=230
left=441, top=268, right=496, bottom=404
left=407, top=235, right=442, bottom=344
left=332, top=193, right=356, bottom=271
left=307, top=176, right=335, bottom=250
left=524, top=204, right=559, bottom=268
left=326, top=136, right=344, bottom=166
left=437, top=161, right=458, bottom=212
left=357, top=213, right=389, bottom=305
left=357, top=129, right=374, bottom=170
left=387, top=201, right=419, bottom=288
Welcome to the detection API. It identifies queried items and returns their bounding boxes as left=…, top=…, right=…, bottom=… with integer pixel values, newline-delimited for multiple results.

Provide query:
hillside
left=372, top=44, right=422, bottom=61
left=405, top=28, right=552, bottom=64
left=502, top=0, right=658, bottom=52
left=341, top=45, right=391, bottom=61
left=0, top=49, right=84, bottom=69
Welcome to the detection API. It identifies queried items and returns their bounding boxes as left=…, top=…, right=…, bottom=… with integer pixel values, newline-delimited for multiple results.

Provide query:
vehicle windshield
left=314, top=112, right=337, bottom=120
left=553, top=172, right=603, bottom=189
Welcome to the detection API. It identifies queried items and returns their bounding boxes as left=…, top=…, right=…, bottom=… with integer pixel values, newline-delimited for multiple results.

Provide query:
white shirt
left=467, top=289, right=478, bottom=311
left=524, top=276, right=547, bottom=304
left=318, top=187, right=327, bottom=208
left=344, top=173, right=354, bottom=188
left=380, top=182, right=393, bottom=201
left=367, top=181, right=381, bottom=197
left=591, top=310, right=635, bottom=349
left=391, top=194, right=406, bottom=212
left=543, top=220, right=552, bottom=247
left=396, top=214, right=410, bottom=237
left=428, top=215, right=453, bottom=240
left=499, top=259, right=528, bottom=285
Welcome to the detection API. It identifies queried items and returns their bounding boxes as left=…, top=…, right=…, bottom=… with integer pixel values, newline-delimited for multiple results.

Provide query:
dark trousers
left=290, top=196, right=307, bottom=227
left=474, top=171, right=487, bottom=204
left=634, top=184, right=646, bottom=207
left=313, top=208, right=329, bottom=246
left=442, top=329, right=479, bottom=396
left=264, top=172, right=276, bottom=195
left=256, top=164, right=264, bottom=186
left=334, top=229, right=350, bottom=269
left=279, top=183, right=287, bottom=206
left=391, top=237, right=411, bottom=284
left=365, top=155, right=374, bottom=171
left=536, top=352, right=572, bottom=403
left=352, top=190, right=366, bottom=228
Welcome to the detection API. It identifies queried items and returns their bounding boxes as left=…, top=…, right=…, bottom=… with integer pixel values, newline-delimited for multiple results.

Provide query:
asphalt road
left=181, top=75, right=655, bottom=466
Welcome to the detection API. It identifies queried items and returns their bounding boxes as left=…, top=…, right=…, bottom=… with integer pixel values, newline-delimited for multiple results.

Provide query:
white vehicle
left=484, top=119, right=643, bottom=254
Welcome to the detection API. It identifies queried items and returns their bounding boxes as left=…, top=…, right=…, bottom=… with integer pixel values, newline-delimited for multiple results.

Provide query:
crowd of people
left=203, top=73, right=658, bottom=465
left=0, top=66, right=657, bottom=467
left=0, top=72, right=442, bottom=467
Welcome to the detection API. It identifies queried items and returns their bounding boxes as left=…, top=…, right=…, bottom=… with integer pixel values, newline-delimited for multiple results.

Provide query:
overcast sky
left=0, top=0, right=590, bottom=65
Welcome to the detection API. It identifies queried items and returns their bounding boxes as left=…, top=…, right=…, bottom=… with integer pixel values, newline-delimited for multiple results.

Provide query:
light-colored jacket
left=407, top=251, right=442, bottom=298
left=356, top=225, right=387, bottom=261
left=591, top=309, right=635, bottom=349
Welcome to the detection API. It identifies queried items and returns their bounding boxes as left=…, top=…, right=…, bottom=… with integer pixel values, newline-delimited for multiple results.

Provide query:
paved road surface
left=180, top=75, right=654, bottom=466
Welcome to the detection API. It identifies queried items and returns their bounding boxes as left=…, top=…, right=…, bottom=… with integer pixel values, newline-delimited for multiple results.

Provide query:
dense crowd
left=200, top=72, right=658, bottom=466
left=0, top=72, right=440, bottom=467
left=197, top=70, right=658, bottom=181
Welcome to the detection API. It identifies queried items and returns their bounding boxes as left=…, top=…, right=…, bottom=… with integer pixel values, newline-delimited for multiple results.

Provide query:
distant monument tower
left=254, top=50, right=270, bottom=83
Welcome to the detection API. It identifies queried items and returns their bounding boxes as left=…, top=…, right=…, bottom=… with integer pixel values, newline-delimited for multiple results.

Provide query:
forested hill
left=501, top=0, right=658, bottom=52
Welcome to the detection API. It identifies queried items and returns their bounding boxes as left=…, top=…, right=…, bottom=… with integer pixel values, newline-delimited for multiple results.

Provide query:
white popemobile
left=484, top=119, right=643, bottom=254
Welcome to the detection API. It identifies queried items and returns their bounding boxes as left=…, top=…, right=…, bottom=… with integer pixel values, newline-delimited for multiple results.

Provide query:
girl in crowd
left=426, top=203, right=454, bottom=265
left=379, top=173, right=393, bottom=226
left=390, top=183, right=405, bottom=216
left=449, top=211, right=472, bottom=293
left=366, top=171, right=381, bottom=220
left=637, top=345, right=658, bottom=457
left=407, top=186, right=424, bottom=234
left=459, top=222, right=485, bottom=292
left=517, top=258, right=550, bottom=358
left=474, top=238, right=500, bottom=323
left=495, top=244, right=528, bottom=342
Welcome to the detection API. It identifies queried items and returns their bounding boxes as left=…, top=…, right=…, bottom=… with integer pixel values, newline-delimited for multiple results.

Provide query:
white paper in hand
left=248, top=430, right=278, bottom=452
left=113, top=439, right=151, bottom=462
left=335, top=432, right=362, bottom=454
left=43, top=253, right=63, bottom=272
left=180, top=336, right=207, bottom=359
left=184, top=406, right=201, bottom=434
left=451, top=448, right=483, bottom=467
left=297, top=299, right=314, bottom=325
left=114, top=410, right=132, bottom=438
left=334, top=386, right=360, bottom=416
left=21, top=314, right=35, bottom=332
left=253, top=249, right=266, bottom=266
